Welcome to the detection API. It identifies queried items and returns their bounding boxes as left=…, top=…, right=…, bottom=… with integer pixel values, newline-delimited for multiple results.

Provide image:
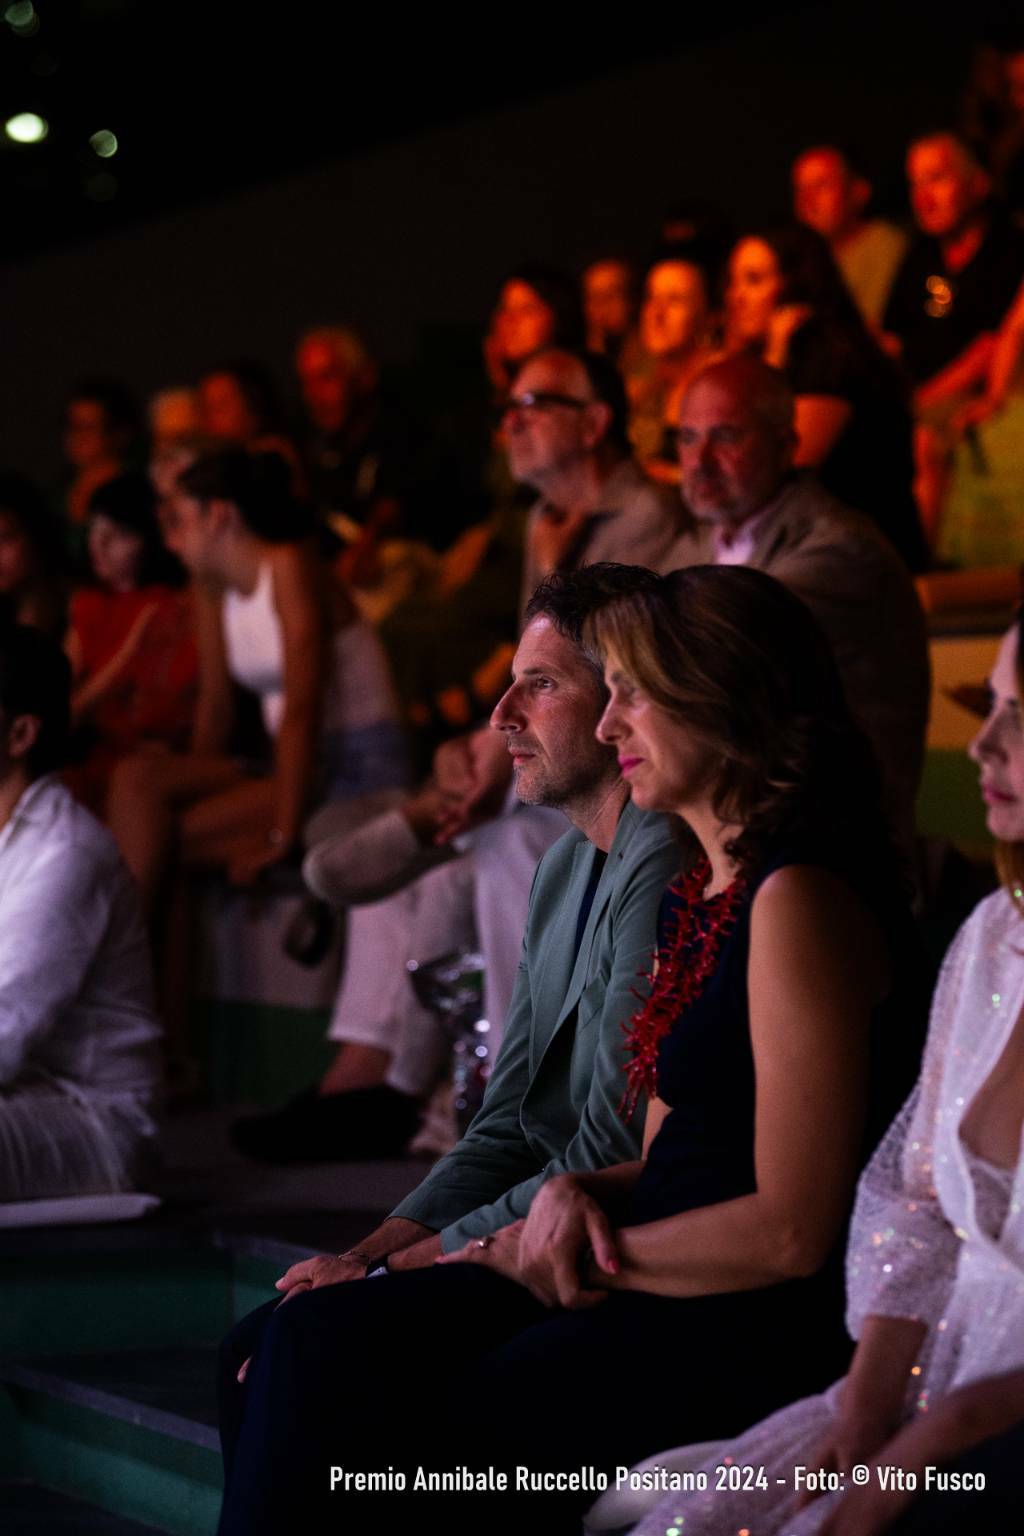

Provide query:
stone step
left=2, top=1481, right=168, bottom=1533
left=1, top=1348, right=223, bottom=1535
left=1, top=1349, right=220, bottom=1452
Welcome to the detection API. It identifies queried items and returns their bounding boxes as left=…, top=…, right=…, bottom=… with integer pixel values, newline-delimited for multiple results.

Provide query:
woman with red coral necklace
left=433, top=565, right=925, bottom=1531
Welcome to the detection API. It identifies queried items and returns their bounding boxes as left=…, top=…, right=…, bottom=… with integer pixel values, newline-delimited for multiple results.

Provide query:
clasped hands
left=437, top=1174, right=621, bottom=1309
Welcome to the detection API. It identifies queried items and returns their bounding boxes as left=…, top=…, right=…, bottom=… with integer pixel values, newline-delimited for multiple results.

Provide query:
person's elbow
left=766, top=1214, right=835, bottom=1280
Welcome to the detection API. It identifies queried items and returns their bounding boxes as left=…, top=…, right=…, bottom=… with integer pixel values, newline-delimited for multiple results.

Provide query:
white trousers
left=0, top=1077, right=156, bottom=1201
left=327, top=804, right=566, bottom=1097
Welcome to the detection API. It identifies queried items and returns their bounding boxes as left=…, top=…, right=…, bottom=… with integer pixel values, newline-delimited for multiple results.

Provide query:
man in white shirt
left=0, top=625, right=160, bottom=1200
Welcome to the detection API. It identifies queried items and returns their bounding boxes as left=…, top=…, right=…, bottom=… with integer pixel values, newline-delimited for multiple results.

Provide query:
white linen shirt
left=0, top=775, right=160, bottom=1100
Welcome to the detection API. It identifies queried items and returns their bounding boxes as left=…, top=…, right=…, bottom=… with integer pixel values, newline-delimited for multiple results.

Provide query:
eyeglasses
left=498, top=391, right=592, bottom=423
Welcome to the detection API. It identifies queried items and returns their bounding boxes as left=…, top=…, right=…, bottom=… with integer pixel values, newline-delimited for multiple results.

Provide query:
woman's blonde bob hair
left=586, top=564, right=890, bottom=876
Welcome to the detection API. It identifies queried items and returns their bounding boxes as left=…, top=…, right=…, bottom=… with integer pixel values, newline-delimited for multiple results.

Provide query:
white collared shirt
left=0, top=775, right=160, bottom=1100
left=711, top=501, right=779, bottom=566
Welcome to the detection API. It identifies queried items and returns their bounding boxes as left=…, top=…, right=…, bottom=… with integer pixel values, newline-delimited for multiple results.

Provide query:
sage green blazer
left=391, top=800, right=679, bottom=1250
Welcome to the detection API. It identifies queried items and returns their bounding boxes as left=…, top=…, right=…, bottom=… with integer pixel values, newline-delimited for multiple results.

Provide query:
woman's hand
left=816, top=1477, right=908, bottom=1536
left=794, top=1406, right=901, bottom=1511
left=436, top=1221, right=532, bottom=1289
left=764, top=302, right=813, bottom=367
left=518, top=1174, right=620, bottom=1307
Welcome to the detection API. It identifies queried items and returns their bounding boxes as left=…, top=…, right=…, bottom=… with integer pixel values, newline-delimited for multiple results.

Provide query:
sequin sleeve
left=844, top=907, right=973, bottom=1339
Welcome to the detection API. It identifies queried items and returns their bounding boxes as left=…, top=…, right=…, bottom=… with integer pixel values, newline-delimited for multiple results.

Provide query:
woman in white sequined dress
left=619, top=619, right=1024, bottom=1536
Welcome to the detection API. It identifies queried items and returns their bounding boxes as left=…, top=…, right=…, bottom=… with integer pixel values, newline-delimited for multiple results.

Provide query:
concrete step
left=1, top=1348, right=222, bottom=1535
left=2, top=1481, right=168, bottom=1533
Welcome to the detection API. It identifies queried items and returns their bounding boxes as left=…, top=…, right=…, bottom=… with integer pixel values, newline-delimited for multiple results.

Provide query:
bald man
left=668, top=355, right=930, bottom=857
left=510, top=347, right=684, bottom=613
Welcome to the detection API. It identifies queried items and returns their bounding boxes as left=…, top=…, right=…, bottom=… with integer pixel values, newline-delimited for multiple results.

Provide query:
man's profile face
left=491, top=616, right=616, bottom=809
left=907, top=138, right=982, bottom=239
left=502, top=354, right=598, bottom=490
left=296, top=339, right=354, bottom=435
left=677, top=374, right=791, bottom=530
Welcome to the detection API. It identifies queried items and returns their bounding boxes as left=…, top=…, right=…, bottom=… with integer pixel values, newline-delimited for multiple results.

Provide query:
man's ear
left=6, top=714, right=41, bottom=763
left=582, top=400, right=614, bottom=451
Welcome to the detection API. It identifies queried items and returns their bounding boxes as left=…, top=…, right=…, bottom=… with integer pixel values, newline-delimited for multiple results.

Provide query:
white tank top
left=221, top=561, right=398, bottom=740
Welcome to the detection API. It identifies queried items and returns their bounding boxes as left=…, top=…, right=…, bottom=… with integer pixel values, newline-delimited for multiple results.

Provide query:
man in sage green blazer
left=391, top=793, right=677, bottom=1251
left=274, top=566, right=679, bottom=1294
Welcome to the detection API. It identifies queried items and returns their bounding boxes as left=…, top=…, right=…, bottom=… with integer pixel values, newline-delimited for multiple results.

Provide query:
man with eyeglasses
left=508, top=348, right=685, bottom=614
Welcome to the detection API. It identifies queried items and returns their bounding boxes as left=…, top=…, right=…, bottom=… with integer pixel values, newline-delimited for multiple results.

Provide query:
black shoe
left=229, top=1085, right=421, bottom=1163
left=282, top=897, right=337, bottom=967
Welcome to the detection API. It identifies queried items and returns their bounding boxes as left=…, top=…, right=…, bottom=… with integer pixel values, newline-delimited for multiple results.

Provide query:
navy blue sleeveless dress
left=217, top=835, right=926, bottom=1536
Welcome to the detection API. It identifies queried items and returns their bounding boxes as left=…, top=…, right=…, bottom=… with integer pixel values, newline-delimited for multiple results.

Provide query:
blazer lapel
left=551, top=801, right=638, bottom=1036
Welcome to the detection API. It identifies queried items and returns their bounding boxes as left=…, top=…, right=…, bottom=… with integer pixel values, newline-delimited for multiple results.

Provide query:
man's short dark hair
left=0, top=623, right=71, bottom=774
left=524, top=563, right=665, bottom=686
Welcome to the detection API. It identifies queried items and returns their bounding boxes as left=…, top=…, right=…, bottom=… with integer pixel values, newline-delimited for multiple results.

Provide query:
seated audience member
left=0, top=472, right=68, bottom=638
left=374, top=274, right=584, bottom=744
left=197, top=360, right=302, bottom=486
left=387, top=346, right=683, bottom=738
left=941, top=274, right=1024, bottom=567
left=669, top=355, right=929, bottom=856
left=229, top=565, right=677, bottom=1243
left=294, top=325, right=443, bottom=616
left=0, top=624, right=160, bottom=1201
left=515, top=347, right=685, bottom=614
left=581, top=255, right=638, bottom=362
left=483, top=264, right=584, bottom=396
left=62, top=378, right=142, bottom=539
left=107, top=449, right=405, bottom=914
left=216, top=565, right=922, bottom=1535
left=882, top=130, right=1024, bottom=542
left=628, top=244, right=719, bottom=479
left=626, top=614, right=1024, bottom=1536
left=961, top=33, right=1024, bottom=226
left=232, top=723, right=566, bottom=1160
left=792, top=143, right=908, bottom=326
left=64, top=472, right=198, bottom=817
left=725, top=224, right=926, bottom=569
left=148, top=387, right=201, bottom=453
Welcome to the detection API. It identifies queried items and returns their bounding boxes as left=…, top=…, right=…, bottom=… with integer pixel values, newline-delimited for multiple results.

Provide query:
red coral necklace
left=620, top=854, right=748, bottom=1120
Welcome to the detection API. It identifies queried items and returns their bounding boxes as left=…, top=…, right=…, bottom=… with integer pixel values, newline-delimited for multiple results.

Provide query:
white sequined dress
left=631, top=888, right=1024, bottom=1536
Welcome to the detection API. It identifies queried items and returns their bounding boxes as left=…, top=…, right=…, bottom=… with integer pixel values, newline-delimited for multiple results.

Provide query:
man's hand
left=431, top=727, right=512, bottom=843
left=517, top=1173, right=619, bottom=1308
left=275, top=1251, right=370, bottom=1296
left=236, top=1250, right=371, bottom=1382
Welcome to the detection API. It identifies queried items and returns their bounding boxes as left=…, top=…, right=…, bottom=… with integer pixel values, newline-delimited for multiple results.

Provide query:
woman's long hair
left=177, top=448, right=316, bottom=544
left=588, top=563, right=891, bottom=878
left=749, top=224, right=905, bottom=401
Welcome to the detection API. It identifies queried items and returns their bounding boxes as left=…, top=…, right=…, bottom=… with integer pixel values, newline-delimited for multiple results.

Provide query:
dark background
left=0, top=0, right=1014, bottom=486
